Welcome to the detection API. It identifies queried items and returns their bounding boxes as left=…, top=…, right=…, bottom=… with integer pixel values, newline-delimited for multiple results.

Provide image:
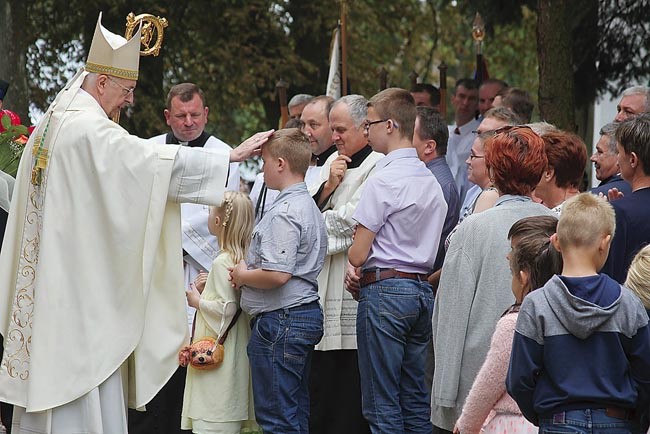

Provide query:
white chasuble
left=0, top=75, right=229, bottom=416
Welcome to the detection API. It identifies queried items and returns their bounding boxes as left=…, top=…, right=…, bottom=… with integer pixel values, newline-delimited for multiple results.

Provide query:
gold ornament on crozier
left=125, top=12, right=168, bottom=57
left=113, top=12, right=168, bottom=124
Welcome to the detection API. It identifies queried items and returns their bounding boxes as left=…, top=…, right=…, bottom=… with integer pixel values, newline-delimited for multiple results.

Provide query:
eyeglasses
left=363, top=118, right=388, bottom=132
left=469, top=152, right=485, bottom=160
left=107, top=76, right=135, bottom=96
left=362, top=118, right=401, bottom=132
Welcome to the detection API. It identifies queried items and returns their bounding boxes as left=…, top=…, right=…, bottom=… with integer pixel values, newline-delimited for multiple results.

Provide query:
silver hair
left=621, top=86, right=650, bottom=112
left=599, top=122, right=619, bottom=154
left=484, top=106, right=522, bottom=125
left=331, top=94, right=368, bottom=128
left=526, top=121, right=558, bottom=137
left=288, top=94, right=314, bottom=108
left=82, top=72, right=99, bottom=88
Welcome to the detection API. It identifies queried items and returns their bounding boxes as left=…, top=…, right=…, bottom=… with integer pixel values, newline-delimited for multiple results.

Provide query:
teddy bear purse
left=179, top=308, right=242, bottom=371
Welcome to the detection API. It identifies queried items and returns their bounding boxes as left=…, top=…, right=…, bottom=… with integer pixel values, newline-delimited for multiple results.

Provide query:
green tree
left=2, top=0, right=648, bottom=147
left=597, top=0, right=650, bottom=92
left=0, top=0, right=541, bottom=172
left=0, top=0, right=30, bottom=123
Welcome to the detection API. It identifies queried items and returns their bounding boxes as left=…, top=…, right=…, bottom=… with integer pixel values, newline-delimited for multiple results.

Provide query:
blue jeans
left=247, top=300, right=323, bottom=434
left=539, top=409, right=639, bottom=434
left=356, top=278, right=434, bottom=434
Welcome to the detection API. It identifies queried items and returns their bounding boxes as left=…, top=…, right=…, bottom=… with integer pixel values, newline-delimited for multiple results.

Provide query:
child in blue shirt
left=230, top=128, right=327, bottom=434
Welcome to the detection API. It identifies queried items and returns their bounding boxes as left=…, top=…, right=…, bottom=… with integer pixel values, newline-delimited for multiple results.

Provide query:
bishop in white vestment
left=0, top=13, right=269, bottom=434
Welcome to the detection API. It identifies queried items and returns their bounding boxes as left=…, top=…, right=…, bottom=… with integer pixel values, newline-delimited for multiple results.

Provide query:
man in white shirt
left=446, top=78, right=480, bottom=203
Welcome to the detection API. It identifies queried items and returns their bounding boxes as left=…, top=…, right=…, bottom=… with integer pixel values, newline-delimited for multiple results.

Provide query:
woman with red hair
left=431, top=126, right=557, bottom=433
left=534, top=131, right=588, bottom=214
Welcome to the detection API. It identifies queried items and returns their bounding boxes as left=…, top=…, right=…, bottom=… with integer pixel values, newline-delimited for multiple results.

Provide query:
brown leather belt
left=359, top=268, right=428, bottom=287
left=605, top=406, right=636, bottom=420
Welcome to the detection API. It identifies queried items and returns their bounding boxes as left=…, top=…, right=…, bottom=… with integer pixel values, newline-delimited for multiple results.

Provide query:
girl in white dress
left=181, top=191, right=258, bottom=434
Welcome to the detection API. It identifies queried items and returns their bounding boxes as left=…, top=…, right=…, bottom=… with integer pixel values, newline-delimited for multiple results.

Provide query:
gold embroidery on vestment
left=1, top=141, right=47, bottom=381
left=85, top=62, right=139, bottom=80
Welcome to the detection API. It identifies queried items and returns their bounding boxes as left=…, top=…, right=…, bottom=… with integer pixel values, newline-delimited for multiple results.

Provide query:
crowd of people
left=1, top=12, right=650, bottom=434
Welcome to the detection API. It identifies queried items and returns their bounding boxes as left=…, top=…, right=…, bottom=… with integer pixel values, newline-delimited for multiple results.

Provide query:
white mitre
left=21, top=12, right=142, bottom=187
left=85, top=12, right=141, bottom=81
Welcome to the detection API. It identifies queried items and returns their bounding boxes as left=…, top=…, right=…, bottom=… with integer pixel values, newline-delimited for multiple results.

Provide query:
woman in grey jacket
left=431, top=126, right=557, bottom=433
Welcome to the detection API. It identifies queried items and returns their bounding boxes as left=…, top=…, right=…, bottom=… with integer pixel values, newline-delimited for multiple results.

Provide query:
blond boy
left=507, top=193, right=650, bottom=433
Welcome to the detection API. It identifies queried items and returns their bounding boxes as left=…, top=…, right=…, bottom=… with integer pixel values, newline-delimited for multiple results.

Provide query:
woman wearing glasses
left=464, top=133, right=498, bottom=214
left=442, top=132, right=497, bottom=251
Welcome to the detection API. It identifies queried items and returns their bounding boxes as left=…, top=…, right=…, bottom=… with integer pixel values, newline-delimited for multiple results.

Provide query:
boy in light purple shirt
left=348, top=88, right=447, bottom=434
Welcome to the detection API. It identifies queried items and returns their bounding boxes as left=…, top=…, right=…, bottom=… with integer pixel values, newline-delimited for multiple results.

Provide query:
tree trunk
left=569, top=0, right=598, bottom=140
left=537, top=0, right=575, bottom=132
left=0, top=0, right=30, bottom=124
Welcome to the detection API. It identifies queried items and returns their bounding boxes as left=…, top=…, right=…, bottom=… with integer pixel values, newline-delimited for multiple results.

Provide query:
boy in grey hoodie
left=507, top=193, right=650, bottom=434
